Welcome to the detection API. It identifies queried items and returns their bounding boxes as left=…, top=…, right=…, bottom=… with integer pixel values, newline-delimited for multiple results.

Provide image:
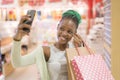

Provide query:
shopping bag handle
left=75, top=37, right=94, bottom=55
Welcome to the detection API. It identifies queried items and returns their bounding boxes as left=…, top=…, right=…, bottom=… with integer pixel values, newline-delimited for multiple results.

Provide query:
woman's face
left=57, top=18, right=77, bottom=44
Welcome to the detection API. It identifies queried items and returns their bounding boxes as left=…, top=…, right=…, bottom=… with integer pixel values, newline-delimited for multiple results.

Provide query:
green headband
left=62, top=10, right=81, bottom=24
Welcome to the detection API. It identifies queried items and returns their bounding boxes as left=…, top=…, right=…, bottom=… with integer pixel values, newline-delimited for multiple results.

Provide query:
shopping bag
left=70, top=46, right=114, bottom=80
left=71, top=54, right=114, bottom=80
left=66, top=47, right=90, bottom=80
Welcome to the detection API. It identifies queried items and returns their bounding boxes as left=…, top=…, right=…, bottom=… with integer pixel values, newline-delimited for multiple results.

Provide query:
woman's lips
left=59, top=36, right=66, bottom=41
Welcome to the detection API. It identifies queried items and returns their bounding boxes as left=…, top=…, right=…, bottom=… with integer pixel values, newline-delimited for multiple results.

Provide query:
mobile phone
left=23, top=10, right=36, bottom=32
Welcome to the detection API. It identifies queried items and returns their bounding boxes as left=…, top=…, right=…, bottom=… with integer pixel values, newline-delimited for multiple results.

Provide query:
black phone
left=23, top=10, right=36, bottom=32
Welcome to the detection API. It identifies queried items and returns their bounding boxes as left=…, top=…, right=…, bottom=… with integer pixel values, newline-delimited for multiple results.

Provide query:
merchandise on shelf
left=0, top=8, right=17, bottom=21
left=86, top=17, right=104, bottom=56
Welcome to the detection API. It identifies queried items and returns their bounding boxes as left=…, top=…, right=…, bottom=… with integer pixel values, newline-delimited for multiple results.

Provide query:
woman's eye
left=68, top=31, right=73, bottom=34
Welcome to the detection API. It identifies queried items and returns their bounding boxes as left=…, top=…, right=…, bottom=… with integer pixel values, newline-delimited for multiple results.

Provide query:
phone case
left=23, top=10, right=36, bottom=32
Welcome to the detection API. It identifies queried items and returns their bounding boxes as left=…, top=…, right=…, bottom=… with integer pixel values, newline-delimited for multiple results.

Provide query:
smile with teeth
left=60, top=36, right=66, bottom=41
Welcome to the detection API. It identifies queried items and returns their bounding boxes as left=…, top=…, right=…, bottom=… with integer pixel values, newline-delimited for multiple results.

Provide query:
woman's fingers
left=18, top=30, right=29, bottom=37
left=17, top=16, right=31, bottom=36
left=73, top=34, right=83, bottom=46
left=74, top=34, right=82, bottom=40
left=73, top=34, right=82, bottom=42
left=13, top=15, right=31, bottom=41
left=19, top=15, right=31, bottom=24
left=18, top=23, right=31, bottom=30
left=17, top=24, right=31, bottom=36
left=21, top=30, right=29, bottom=35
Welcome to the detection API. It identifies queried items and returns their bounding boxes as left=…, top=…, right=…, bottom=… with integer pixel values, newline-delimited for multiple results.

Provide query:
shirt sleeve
left=11, top=40, right=40, bottom=67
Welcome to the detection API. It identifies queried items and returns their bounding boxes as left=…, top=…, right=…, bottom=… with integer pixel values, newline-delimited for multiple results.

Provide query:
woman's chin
left=57, top=37, right=69, bottom=44
left=58, top=40, right=67, bottom=45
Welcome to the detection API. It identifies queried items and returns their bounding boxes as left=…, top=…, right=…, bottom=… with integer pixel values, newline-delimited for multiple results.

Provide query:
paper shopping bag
left=65, top=47, right=90, bottom=80
left=71, top=54, right=114, bottom=80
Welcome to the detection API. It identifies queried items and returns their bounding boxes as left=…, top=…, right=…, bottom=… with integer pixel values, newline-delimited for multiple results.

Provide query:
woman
left=11, top=10, right=83, bottom=80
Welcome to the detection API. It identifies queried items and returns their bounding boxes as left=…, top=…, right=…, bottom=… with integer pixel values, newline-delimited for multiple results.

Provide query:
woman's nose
left=62, top=31, right=68, bottom=36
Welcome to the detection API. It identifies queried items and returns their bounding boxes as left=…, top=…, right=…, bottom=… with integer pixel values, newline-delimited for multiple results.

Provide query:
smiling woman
left=11, top=9, right=83, bottom=80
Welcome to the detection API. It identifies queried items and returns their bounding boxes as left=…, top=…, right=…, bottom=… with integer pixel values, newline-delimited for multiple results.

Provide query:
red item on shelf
left=2, top=0, right=14, bottom=4
left=71, top=0, right=79, bottom=5
left=28, top=0, right=45, bottom=6
left=49, top=0, right=61, bottom=3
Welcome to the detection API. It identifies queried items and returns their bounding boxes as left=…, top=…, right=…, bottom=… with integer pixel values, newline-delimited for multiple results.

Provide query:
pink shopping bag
left=70, top=43, right=114, bottom=80
left=66, top=47, right=90, bottom=80
left=71, top=54, right=114, bottom=80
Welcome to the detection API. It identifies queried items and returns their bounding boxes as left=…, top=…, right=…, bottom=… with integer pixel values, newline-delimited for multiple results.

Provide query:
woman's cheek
left=68, top=36, right=72, bottom=41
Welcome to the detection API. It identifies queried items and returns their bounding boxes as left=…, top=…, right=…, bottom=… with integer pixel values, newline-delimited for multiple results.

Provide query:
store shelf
left=104, top=22, right=111, bottom=26
left=103, top=0, right=111, bottom=70
left=104, top=24, right=111, bottom=29
left=104, top=39, right=111, bottom=47
left=104, top=27, right=111, bottom=45
left=104, top=48, right=111, bottom=69
left=104, top=42, right=111, bottom=55
left=104, top=11, right=111, bottom=17
left=104, top=3, right=111, bottom=10
left=104, top=23, right=111, bottom=30
left=104, top=33, right=111, bottom=40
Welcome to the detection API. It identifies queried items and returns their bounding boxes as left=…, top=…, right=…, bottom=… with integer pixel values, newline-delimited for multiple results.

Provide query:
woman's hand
left=73, top=34, right=83, bottom=47
left=14, top=15, right=31, bottom=41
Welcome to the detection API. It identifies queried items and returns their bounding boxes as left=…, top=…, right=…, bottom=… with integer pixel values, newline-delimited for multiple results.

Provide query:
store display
left=70, top=0, right=79, bottom=5
left=7, top=9, right=16, bottom=21
left=0, top=0, right=113, bottom=79
left=86, top=17, right=104, bottom=56
left=30, top=19, right=58, bottom=45
left=1, top=8, right=7, bottom=21
left=103, top=0, right=111, bottom=70
left=49, top=0, right=61, bottom=3
left=0, top=8, right=2, bottom=21
left=77, top=19, right=88, bottom=41
left=36, top=11, right=41, bottom=20
left=104, top=48, right=111, bottom=69
left=18, top=0, right=45, bottom=6
left=0, top=8, right=17, bottom=21
left=1, top=0, right=14, bottom=5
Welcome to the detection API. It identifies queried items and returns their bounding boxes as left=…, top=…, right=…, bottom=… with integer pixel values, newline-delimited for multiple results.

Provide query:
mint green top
left=11, top=41, right=50, bottom=80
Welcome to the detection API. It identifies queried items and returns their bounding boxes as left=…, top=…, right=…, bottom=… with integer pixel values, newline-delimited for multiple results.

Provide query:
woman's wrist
left=13, top=37, right=21, bottom=41
left=13, top=33, right=22, bottom=41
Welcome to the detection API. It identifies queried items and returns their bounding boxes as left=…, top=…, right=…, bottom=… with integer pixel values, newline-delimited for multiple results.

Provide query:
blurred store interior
left=0, top=0, right=120, bottom=80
